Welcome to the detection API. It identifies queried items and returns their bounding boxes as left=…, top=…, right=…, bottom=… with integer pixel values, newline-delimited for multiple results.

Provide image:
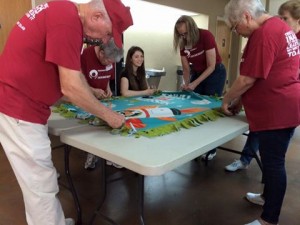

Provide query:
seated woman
left=120, top=46, right=156, bottom=97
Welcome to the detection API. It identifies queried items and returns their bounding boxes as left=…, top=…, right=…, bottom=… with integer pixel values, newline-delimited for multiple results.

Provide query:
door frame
left=215, top=16, right=232, bottom=93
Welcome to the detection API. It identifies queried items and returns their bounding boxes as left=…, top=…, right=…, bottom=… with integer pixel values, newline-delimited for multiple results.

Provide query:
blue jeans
left=240, top=132, right=259, bottom=165
left=192, top=63, right=227, bottom=155
left=191, top=63, right=227, bottom=97
left=258, top=127, right=295, bottom=224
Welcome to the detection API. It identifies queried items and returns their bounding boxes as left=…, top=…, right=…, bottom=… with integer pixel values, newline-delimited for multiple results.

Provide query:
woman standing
left=278, top=0, right=300, bottom=42
left=222, top=0, right=300, bottom=224
left=120, top=46, right=155, bottom=97
left=225, top=0, right=300, bottom=173
left=173, top=15, right=226, bottom=160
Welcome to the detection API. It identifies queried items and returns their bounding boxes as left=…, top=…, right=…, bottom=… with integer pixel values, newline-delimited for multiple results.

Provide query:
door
left=216, top=19, right=232, bottom=92
left=0, top=0, right=31, bottom=53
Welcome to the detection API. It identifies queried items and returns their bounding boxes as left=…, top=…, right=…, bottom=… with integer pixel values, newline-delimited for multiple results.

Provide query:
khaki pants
left=0, top=112, right=66, bottom=225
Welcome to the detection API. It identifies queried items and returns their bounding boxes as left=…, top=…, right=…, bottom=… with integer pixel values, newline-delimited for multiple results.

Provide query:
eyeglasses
left=230, top=22, right=239, bottom=33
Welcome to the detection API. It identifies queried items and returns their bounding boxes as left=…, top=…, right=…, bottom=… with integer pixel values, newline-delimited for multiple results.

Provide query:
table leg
left=138, top=175, right=145, bottom=225
left=217, top=146, right=263, bottom=172
left=217, top=146, right=264, bottom=183
left=88, top=158, right=120, bottom=225
left=64, top=145, right=82, bottom=225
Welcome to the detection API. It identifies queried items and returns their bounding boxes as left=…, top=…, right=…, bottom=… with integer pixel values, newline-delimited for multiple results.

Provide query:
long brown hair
left=173, top=15, right=199, bottom=51
left=123, top=46, right=148, bottom=90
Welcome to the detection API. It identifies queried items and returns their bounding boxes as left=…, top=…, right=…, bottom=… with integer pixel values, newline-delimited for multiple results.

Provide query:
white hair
left=70, top=0, right=92, bottom=3
left=224, top=0, right=266, bottom=26
left=71, top=0, right=110, bottom=22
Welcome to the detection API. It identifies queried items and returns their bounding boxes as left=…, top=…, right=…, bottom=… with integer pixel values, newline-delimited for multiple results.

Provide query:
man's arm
left=58, top=66, right=124, bottom=128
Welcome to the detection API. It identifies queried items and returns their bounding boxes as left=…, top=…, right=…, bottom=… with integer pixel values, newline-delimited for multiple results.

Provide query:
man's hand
left=105, top=89, right=113, bottom=98
left=105, top=111, right=125, bottom=129
left=92, top=88, right=106, bottom=99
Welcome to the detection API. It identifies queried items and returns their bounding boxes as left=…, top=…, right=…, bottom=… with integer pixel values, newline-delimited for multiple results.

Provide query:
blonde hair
left=173, top=15, right=199, bottom=51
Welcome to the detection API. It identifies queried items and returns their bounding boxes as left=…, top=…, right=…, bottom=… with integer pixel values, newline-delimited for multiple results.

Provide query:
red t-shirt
left=81, top=46, right=115, bottom=90
left=240, top=17, right=300, bottom=131
left=297, top=31, right=300, bottom=76
left=180, top=29, right=222, bottom=72
left=0, top=1, right=83, bottom=124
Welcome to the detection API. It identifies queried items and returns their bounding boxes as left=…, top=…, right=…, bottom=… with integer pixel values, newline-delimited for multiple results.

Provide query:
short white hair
left=70, top=0, right=92, bottom=3
left=72, top=0, right=110, bottom=22
left=224, top=0, right=266, bottom=26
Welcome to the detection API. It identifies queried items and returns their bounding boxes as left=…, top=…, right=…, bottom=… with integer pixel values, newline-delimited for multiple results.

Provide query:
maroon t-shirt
left=241, top=17, right=300, bottom=131
left=81, top=46, right=115, bottom=90
left=0, top=1, right=83, bottom=124
left=180, top=29, right=222, bottom=72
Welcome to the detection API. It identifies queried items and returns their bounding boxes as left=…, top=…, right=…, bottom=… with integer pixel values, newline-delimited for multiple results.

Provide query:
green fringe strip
left=52, top=104, right=225, bottom=138
left=52, top=105, right=76, bottom=118
left=111, top=109, right=225, bottom=138
left=52, top=104, right=101, bottom=125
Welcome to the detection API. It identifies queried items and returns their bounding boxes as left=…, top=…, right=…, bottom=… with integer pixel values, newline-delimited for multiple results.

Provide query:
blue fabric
left=60, top=91, right=222, bottom=133
left=259, top=127, right=295, bottom=224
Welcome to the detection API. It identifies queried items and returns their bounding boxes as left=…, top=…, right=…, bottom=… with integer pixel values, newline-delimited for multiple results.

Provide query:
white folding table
left=48, top=110, right=89, bottom=136
left=60, top=114, right=249, bottom=225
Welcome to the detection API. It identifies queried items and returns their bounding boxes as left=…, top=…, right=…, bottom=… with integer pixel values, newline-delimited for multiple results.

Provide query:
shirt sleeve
left=202, top=30, right=217, bottom=51
left=240, top=32, right=275, bottom=79
left=45, top=25, right=82, bottom=71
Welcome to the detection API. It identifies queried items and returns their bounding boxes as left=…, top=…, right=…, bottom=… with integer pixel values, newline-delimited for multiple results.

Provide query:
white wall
left=122, top=0, right=208, bottom=91
left=33, top=0, right=209, bottom=91
left=268, top=0, right=288, bottom=15
left=32, top=0, right=286, bottom=91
